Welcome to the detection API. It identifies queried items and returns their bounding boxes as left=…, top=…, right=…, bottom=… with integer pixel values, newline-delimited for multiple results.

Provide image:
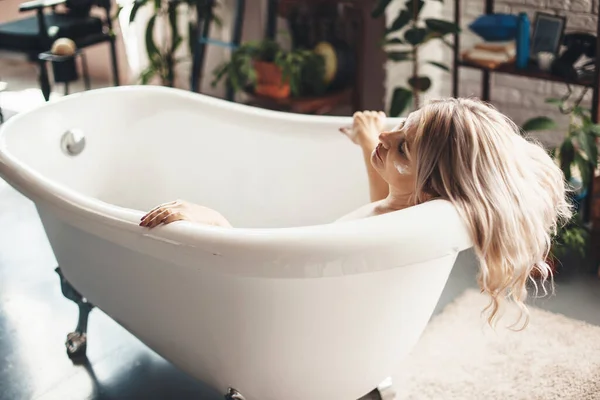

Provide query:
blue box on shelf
left=469, top=14, right=518, bottom=42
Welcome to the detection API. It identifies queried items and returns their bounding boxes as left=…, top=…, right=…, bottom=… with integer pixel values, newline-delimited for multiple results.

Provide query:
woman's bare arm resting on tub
left=139, top=111, right=391, bottom=229
left=139, top=200, right=232, bottom=228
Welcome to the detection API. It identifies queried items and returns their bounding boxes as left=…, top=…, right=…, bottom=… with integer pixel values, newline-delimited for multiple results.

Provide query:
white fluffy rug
left=393, top=288, right=600, bottom=400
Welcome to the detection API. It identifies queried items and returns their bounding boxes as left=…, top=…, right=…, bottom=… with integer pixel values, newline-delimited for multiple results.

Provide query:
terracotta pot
left=253, top=60, right=290, bottom=99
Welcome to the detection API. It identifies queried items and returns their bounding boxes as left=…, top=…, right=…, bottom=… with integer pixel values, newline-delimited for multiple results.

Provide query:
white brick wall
left=454, top=0, right=597, bottom=146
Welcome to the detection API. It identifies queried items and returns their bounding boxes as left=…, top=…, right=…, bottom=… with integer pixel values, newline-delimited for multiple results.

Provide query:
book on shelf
left=462, top=41, right=516, bottom=69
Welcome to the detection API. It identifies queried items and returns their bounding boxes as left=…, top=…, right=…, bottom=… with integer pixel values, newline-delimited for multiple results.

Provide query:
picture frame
left=530, top=12, right=567, bottom=57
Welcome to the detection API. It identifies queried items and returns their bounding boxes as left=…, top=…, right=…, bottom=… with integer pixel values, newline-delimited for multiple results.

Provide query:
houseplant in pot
left=522, top=96, right=599, bottom=275
left=122, top=0, right=221, bottom=87
left=211, top=39, right=327, bottom=99
left=546, top=212, right=589, bottom=274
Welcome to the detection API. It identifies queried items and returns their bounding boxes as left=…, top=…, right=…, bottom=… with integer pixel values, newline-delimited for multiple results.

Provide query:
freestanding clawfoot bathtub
left=0, top=86, right=473, bottom=400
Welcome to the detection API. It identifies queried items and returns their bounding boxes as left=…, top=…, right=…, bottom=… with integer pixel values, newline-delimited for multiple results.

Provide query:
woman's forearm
left=360, top=138, right=389, bottom=202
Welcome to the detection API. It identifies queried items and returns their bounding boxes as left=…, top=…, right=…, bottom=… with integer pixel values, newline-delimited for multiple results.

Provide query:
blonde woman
left=140, top=97, right=572, bottom=327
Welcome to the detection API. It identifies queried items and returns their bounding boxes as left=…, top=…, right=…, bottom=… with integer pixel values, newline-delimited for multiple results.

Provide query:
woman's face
left=370, top=112, right=418, bottom=195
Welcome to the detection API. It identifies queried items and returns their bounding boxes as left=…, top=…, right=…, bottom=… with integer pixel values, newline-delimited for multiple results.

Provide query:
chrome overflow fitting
left=61, top=128, right=86, bottom=156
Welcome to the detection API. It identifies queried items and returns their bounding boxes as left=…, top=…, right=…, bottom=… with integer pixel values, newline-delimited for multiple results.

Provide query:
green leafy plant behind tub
left=124, top=0, right=221, bottom=87
left=371, top=0, right=461, bottom=116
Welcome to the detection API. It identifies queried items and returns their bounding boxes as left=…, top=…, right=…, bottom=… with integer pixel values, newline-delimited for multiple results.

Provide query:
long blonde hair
left=411, top=98, right=573, bottom=329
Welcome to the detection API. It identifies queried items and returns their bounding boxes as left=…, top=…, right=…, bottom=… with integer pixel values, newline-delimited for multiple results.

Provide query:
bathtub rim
left=0, top=86, right=473, bottom=273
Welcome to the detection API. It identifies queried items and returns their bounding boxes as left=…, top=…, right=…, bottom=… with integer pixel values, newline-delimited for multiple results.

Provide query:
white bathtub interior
left=2, top=89, right=371, bottom=228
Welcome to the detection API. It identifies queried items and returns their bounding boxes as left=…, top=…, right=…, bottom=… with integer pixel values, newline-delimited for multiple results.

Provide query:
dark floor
left=1, top=168, right=600, bottom=400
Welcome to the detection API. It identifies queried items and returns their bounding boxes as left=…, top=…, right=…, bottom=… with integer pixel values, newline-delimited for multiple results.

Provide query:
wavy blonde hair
left=410, top=98, right=573, bottom=329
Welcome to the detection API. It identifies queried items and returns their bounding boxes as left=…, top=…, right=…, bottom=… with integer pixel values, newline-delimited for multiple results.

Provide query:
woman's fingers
left=162, top=211, right=185, bottom=225
left=141, top=200, right=180, bottom=221
left=140, top=207, right=170, bottom=227
left=140, top=210, right=157, bottom=226
left=140, top=206, right=186, bottom=228
left=145, top=208, right=172, bottom=228
left=140, top=208, right=162, bottom=227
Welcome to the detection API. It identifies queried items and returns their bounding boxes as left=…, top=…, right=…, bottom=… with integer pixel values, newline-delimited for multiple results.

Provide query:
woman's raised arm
left=339, top=111, right=389, bottom=202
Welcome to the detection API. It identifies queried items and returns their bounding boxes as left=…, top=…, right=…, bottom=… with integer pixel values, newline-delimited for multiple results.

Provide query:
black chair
left=0, top=0, right=120, bottom=101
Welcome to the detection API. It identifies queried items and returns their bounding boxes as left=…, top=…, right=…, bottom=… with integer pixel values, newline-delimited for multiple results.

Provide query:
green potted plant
left=122, top=0, right=221, bottom=87
left=211, top=39, right=326, bottom=99
left=523, top=97, right=599, bottom=271
left=523, top=97, right=600, bottom=191
left=550, top=212, right=589, bottom=265
left=371, top=0, right=461, bottom=116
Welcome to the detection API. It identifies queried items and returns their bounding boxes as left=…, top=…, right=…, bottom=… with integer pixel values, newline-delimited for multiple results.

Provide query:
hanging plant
left=371, top=0, right=460, bottom=116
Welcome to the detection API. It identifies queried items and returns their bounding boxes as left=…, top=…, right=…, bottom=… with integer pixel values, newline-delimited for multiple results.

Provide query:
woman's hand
left=339, top=110, right=386, bottom=146
left=139, top=199, right=232, bottom=228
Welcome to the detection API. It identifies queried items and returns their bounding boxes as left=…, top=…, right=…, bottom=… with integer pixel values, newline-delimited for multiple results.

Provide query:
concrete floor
left=1, top=61, right=600, bottom=400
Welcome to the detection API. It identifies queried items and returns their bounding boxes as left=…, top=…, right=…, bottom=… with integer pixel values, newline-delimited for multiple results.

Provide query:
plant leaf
left=168, top=2, right=182, bottom=54
left=384, top=37, right=405, bottom=45
left=574, top=151, right=592, bottom=188
left=390, top=87, right=413, bottom=117
left=522, top=116, right=557, bottom=132
left=112, top=4, right=124, bottom=21
left=387, top=51, right=413, bottom=61
left=573, top=105, right=591, bottom=119
left=408, top=76, right=431, bottom=92
left=545, top=97, right=564, bottom=106
left=387, top=10, right=411, bottom=33
left=423, top=28, right=443, bottom=43
left=576, top=128, right=598, bottom=170
left=426, top=60, right=450, bottom=72
left=425, top=19, right=461, bottom=35
left=145, top=14, right=161, bottom=64
left=404, top=0, right=425, bottom=18
left=559, top=139, right=575, bottom=182
left=587, top=124, right=600, bottom=137
left=129, top=0, right=148, bottom=23
left=212, top=13, right=223, bottom=28
left=441, top=38, right=455, bottom=50
left=153, top=0, right=161, bottom=10
left=371, top=0, right=393, bottom=18
left=139, top=66, right=157, bottom=84
left=404, top=27, right=428, bottom=46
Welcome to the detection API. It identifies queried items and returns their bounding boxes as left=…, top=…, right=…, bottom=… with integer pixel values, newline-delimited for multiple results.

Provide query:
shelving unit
left=451, top=0, right=600, bottom=120
left=262, top=0, right=368, bottom=114
left=457, top=59, right=596, bottom=88
left=451, top=0, right=600, bottom=224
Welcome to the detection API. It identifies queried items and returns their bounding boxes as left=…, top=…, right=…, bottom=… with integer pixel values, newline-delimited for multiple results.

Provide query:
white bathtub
left=0, top=86, right=472, bottom=400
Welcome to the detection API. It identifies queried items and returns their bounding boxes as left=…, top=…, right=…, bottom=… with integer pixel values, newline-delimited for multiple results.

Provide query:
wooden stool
left=38, top=50, right=91, bottom=96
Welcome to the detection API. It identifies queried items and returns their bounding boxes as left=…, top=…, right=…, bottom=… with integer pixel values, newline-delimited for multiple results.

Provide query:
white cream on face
left=394, top=160, right=409, bottom=175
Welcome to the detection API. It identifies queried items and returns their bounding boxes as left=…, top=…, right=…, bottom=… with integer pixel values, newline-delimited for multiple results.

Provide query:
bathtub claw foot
left=224, top=388, right=246, bottom=400
left=55, top=267, right=95, bottom=360
left=65, top=331, right=87, bottom=358
left=376, top=377, right=397, bottom=400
